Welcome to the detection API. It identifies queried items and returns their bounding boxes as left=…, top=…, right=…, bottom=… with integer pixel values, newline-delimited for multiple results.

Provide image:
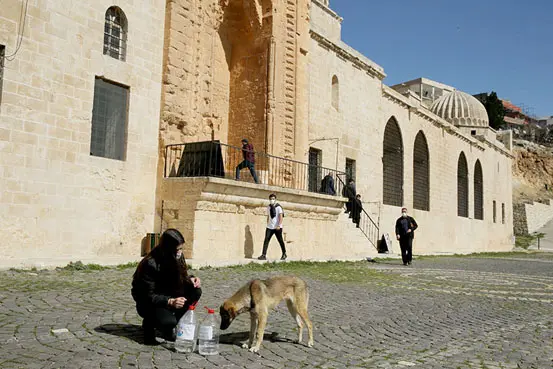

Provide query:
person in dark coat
left=395, top=207, right=418, bottom=266
left=131, top=229, right=202, bottom=345
left=343, top=179, right=356, bottom=216
left=235, top=138, right=259, bottom=183
left=352, top=194, right=363, bottom=227
left=320, top=173, right=336, bottom=195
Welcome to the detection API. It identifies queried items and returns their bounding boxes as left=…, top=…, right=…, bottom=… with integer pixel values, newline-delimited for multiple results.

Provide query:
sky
left=330, top=0, right=553, bottom=117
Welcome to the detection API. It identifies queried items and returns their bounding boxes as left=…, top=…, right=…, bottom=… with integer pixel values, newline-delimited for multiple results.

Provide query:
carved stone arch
left=457, top=152, right=469, bottom=217
left=474, top=159, right=483, bottom=220
left=413, top=131, right=429, bottom=211
left=383, top=117, right=403, bottom=206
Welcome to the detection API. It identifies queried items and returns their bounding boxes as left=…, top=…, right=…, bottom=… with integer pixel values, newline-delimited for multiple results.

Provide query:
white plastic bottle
left=198, top=307, right=220, bottom=355
left=174, top=305, right=197, bottom=353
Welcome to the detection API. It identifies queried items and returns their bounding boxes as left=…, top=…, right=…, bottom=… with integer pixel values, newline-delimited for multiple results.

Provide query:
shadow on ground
left=94, top=324, right=145, bottom=345
left=219, top=331, right=296, bottom=346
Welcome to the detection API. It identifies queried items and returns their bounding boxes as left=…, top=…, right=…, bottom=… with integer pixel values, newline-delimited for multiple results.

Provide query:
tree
left=481, top=91, right=506, bottom=130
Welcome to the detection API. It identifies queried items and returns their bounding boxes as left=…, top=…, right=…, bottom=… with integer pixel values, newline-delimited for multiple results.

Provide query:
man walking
left=395, top=207, right=418, bottom=266
left=258, top=194, right=287, bottom=261
left=235, top=138, right=259, bottom=183
left=343, top=179, right=356, bottom=216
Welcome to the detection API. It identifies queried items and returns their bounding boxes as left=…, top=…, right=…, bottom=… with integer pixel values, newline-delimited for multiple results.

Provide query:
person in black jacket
left=395, top=207, right=418, bottom=266
left=131, top=229, right=202, bottom=345
left=320, top=173, right=336, bottom=195
left=352, top=194, right=363, bottom=228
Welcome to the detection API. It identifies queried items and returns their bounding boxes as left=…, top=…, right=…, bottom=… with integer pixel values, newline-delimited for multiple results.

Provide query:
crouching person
left=131, top=229, right=202, bottom=345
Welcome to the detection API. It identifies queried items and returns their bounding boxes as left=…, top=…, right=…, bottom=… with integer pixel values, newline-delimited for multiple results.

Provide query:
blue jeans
left=235, top=160, right=259, bottom=183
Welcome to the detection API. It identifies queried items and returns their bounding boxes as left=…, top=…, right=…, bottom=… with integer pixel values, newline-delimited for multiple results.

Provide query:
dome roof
left=430, top=90, right=489, bottom=127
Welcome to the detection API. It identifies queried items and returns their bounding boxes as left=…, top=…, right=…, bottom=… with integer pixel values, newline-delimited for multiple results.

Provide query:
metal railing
left=336, top=175, right=379, bottom=250
left=164, top=141, right=346, bottom=196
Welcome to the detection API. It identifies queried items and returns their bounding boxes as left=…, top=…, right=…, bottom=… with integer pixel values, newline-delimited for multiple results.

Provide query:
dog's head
left=219, top=301, right=237, bottom=330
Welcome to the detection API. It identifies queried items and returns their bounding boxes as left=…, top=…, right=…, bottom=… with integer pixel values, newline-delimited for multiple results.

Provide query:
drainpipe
left=266, top=36, right=276, bottom=155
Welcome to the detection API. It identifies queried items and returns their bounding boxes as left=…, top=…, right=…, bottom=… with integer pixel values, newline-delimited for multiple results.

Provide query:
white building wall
left=0, top=0, right=165, bottom=267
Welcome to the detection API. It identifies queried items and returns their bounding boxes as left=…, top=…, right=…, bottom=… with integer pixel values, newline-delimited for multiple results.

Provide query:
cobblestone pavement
left=2, top=254, right=553, bottom=369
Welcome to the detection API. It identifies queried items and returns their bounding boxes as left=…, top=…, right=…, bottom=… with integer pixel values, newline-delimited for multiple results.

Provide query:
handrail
left=335, top=175, right=379, bottom=250
left=164, top=140, right=347, bottom=196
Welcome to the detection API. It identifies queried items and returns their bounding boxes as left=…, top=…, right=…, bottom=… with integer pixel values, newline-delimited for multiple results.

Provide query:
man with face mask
left=395, top=207, right=418, bottom=266
left=258, top=194, right=287, bottom=260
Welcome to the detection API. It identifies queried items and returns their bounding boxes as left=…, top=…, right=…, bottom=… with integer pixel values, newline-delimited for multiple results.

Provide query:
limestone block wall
left=514, top=200, right=553, bottom=235
left=0, top=0, right=165, bottom=267
left=160, top=177, right=375, bottom=263
left=307, top=20, right=514, bottom=254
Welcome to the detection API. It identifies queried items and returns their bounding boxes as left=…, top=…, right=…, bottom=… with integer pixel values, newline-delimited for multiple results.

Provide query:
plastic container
left=174, top=305, right=197, bottom=353
left=198, top=306, right=220, bottom=355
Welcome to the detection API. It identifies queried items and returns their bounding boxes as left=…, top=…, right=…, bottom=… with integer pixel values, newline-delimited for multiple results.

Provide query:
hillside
left=513, top=140, right=553, bottom=203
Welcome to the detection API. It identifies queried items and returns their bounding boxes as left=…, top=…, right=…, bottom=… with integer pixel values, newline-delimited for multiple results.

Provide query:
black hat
left=241, top=138, right=248, bottom=143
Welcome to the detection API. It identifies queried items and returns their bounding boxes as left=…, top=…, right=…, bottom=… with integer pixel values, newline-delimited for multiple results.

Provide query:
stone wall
left=160, top=177, right=375, bottom=264
left=307, top=1, right=514, bottom=253
left=513, top=200, right=553, bottom=235
left=0, top=0, right=165, bottom=268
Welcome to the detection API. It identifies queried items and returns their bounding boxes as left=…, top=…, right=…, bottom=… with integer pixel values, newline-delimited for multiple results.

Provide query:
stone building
left=0, top=0, right=165, bottom=267
left=0, top=0, right=513, bottom=268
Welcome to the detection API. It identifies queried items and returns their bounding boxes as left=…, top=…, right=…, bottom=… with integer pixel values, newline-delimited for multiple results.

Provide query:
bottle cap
left=189, top=305, right=196, bottom=311
left=205, top=306, right=215, bottom=314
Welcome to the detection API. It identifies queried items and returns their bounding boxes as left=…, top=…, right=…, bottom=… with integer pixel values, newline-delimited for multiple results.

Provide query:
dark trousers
left=399, top=236, right=413, bottom=265
left=261, top=228, right=286, bottom=256
left=235, top=160, right=259, bottom=183
left=352, top=211, right=361, bottom=227
left=137, top=287, right=202, bottom=339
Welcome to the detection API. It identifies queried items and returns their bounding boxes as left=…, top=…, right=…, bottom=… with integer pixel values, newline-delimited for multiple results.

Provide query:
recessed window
left=103, top=7, right=127, bottom=61
left=501, top=203, right=505, bottom=224
left=345, top=158, right=356, bottom=183
left=90, top=78, right=129, bottom=161
left=331, top=75, right=339, bottom=110
left=471, top=130, right=476, bottom=136
left=457, top=152, right=469, bottom=218
left=493, top=200, right=497, bottom=223
left=0, top=45, right=5, bottom=107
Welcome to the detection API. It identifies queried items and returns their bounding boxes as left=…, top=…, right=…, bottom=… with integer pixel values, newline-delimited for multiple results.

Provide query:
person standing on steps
left=352, top=194, right=363, bottom=228
left=258, top=194, right=287, bottom=261
left=343, top=179, right=356, bottom=216
left=235, top=138, right=259, bottom=184
left=395, top=207, right=418, bottom=266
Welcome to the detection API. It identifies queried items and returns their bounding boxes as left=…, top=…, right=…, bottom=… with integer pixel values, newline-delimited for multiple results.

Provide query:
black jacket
left=320, top=175, right=336, bottom=195
left=131, top=256, right=195, bottom=309
left=395, top=216, right=418, bottom=238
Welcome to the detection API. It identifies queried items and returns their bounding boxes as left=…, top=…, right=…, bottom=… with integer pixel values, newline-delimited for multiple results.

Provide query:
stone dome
left=430, top=90, right=489, bottom=127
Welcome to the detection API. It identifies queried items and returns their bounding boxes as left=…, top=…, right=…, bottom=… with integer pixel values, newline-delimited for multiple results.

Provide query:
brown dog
left=219, top=275, right=314, bottom=353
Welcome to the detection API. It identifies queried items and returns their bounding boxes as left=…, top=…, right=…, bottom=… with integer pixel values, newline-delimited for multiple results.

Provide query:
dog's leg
left=249, top=310, right=267, bottom=353
left=286, top=299, right=304, bottom=344
left=296, top=305, right=314, bottom=347
left=242, top=312, right=257, bottom=349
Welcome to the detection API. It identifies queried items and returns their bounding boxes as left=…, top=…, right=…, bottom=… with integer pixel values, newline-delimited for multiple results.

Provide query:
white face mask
left=270, top=199, right=276, bottom=205
left=176, top=250, right=183, bottom=259
left=402, top=212, right=407, bottom=217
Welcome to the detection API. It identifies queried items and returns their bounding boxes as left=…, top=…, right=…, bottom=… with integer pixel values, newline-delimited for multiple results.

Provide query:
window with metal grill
left=103, top=7, right=127, bottom=61
left=413, top=131, right=429, bottom=211
left=0, top=45, right=4, bottom=107
left=457, top=152, right=469, bottom=217
left=383, top=118, right=403, bottom=206
left=308, top=148, right=322, bottom=193
left=501, top=203, right=505, bottom=224
left=493, top=200, right=497, bottom=223
left=474, top=160, right=483, bottom=220
left=90, top=78, right=129, bottom=161
left=345, top=158, right=356, bottom=183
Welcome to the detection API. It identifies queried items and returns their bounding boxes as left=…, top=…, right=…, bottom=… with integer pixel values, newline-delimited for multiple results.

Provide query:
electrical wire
left=5, top=0, right=30, bottom=62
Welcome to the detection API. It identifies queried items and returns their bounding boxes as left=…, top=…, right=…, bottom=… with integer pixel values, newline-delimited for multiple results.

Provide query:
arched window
left=413, top=131, right=429, bottom=211
left=104, top=7, right=127, bottom=61
left=457, top=152, right=469, bottom=217
left=474, top=160, right=483, bottom=220
left=331, top=75, right=339, bottom=110
left=383, top=117, right=403, bottom=206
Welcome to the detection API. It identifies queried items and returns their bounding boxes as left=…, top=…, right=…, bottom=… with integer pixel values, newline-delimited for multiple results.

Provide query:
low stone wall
left=160, top=177, right=379, bottom=265
left=514, top=200, right=553, bottom=235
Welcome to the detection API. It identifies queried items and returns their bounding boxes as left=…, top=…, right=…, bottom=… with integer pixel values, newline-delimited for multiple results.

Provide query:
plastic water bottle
left=198, top=306, right=220, bottom=355
left=175, top=305, right=197, bottom=353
